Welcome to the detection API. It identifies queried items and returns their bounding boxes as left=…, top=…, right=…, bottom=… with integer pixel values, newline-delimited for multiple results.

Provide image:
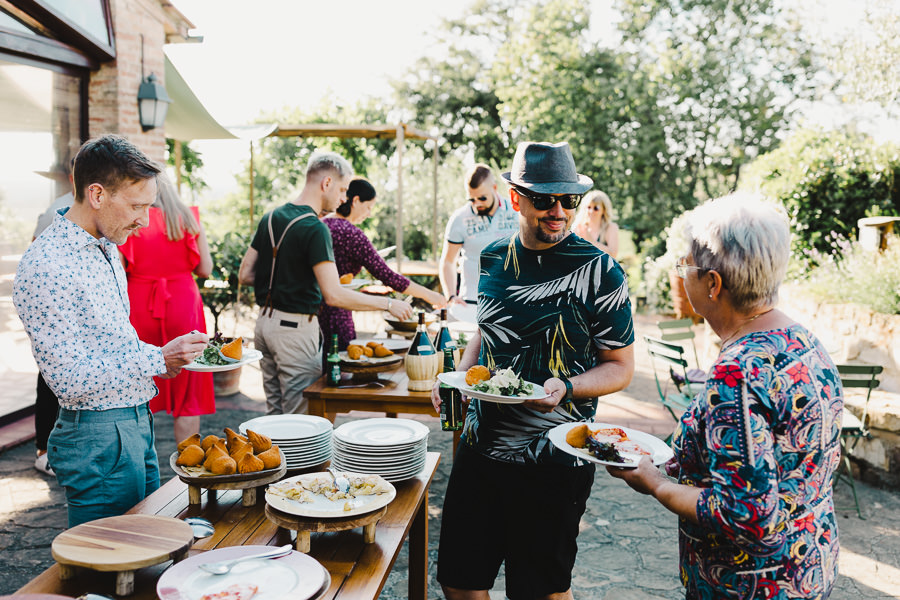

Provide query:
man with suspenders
left=239, top=151, right=413, bottom=415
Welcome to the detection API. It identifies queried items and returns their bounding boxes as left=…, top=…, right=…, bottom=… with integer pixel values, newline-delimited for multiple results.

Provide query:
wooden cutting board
left=51, top=514, right=193, bottom=571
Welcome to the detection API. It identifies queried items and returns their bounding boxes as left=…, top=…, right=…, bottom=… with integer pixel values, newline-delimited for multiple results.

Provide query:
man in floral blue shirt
left=13, top=134, right=208, bottom=527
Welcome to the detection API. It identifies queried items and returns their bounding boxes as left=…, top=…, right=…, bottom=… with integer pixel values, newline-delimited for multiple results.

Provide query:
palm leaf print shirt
left=674, top=326, right=841, bottom=599
left=464, top=233, right=634, bottom=465
left=13, top=212, right=166, bottom=410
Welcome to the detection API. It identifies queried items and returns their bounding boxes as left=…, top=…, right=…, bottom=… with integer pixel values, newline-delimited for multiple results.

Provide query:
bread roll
left=465, top=365, right=491, bottom=386
left=176, top=444, right=205, bottom=467
left=203, top=445, right=228, bottom=471
left=258, top=446, right=282, bottom=469
left=237, top=452, right=264, bottom=474
left=229, top=440, right=253, bottom=461
left=565, top=424, right=591, bottom=448
left=347, top=344, right=365, bottom=360
left=247, top=429, right=272, bottom=453
left=210, top=455, right=237, bottom=475
left=201, top=434, right=221, bottom=451
left=177, top=433, right=202, bottom=453
left=373, top=344, right=393, bottom=358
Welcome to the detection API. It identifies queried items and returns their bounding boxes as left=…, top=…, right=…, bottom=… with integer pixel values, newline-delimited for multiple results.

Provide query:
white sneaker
left=34, top=452, right=55, bottom=476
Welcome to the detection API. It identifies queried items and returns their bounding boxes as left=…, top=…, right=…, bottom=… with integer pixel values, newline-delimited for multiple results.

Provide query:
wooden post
left=174, top=140, right=183, bottom=197
left=432, top=138, right=439, bottom=262
left=396, top=124, right=405, bottom=274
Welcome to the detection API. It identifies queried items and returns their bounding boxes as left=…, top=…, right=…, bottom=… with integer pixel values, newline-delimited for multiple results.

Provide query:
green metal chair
left=834, top=363, right=883, bottom=519
left=644, top=335, right=703, bottom=443
left=657, top=318, right=707, bottom=392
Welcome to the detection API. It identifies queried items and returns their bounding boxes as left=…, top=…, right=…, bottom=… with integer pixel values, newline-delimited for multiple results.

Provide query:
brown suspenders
left=261, top=211, right=314, bottom=317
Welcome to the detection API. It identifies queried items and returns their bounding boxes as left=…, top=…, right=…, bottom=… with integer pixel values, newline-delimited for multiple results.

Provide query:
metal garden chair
left=834, top=363, right=883, bottom=519
left=656, top=318, right=707, bottom=393
left=644, top=335, right=704, bottom=443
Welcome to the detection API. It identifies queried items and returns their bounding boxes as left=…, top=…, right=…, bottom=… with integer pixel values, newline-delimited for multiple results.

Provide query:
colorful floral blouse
left=319, top=217, right=410, bottom=349
left=673, top=325, right=842, bottom=599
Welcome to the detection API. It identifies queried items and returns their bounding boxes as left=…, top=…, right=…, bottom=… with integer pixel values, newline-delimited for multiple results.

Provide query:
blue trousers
left=48, top=404, right=160, bottom=527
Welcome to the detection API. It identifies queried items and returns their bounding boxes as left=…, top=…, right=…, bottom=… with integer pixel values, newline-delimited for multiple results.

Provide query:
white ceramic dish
left=332, top=418, right=429, bottom=447
left=547, top=422, right=674, bottom=468
left=436, top=371, right=549, bottom=404
left=185, top=349, right=263, bottom=372
left=266, top=472, right=396, bottom=518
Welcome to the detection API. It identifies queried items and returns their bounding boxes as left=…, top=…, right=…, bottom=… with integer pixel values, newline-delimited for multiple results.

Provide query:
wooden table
left=305, top=367, right=460, bottom=453
left=16, top=452, right=441, bottom=600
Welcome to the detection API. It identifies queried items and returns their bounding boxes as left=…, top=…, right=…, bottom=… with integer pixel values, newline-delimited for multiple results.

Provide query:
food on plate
left=201, top=434, right=221, bottom=451
left=177, top=433, right=202, bottom=452
left=568, top=424, right=652, bottom=464
left=209, top=454, right=237, bottom=476
left=372, top=344, right=393, bottom=357
left=195, top=332, right=238, bottom=366
left=247, top=429, right=272, bottom=453
left=347, top=344, right=365, bottom=360
left=465, top=365, right=491, bottom=386
left=365, top=341, right=380, bottom=349
left=363, top=346, right=374, bottom=357
left=229, top=440, right=253, bottom=461
left=200, top=583, right=259, bottom=600
left=471, top=368, right=533, bottom=397
left=175, top=444, right=204, bottom=467
left=220, top=337, right=243, bottom=360
left=223, top=427, right=247, bottom=450
left=339, top=273, right=354, bottom=284
left=268, top=472, right=392, bottom=510
left=565, top=423, right=591, bottom=448
left=237, top=452, right=264, bottom=474
left=203, top=445, right=228, bottom=471
left=258, top=445, right=282, bottom=469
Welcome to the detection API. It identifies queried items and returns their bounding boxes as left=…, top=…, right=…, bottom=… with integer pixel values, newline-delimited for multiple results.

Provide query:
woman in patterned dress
left=608, top=194, right=842, bottom=599
left=320, top=177, right=446, bottom=350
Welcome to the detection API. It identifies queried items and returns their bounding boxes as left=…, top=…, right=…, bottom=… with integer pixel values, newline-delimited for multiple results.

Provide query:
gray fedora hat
left=501, top=141, right=593, bottom=194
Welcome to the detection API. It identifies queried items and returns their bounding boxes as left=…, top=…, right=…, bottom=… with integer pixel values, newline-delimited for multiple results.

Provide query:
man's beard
left=536, top=217, right=569, bottom=244
left=476, top=198, right=495, bottom=216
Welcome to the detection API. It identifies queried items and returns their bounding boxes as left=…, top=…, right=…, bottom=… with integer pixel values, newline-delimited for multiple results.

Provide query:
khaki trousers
left=254, top=308, right=322, bottom=415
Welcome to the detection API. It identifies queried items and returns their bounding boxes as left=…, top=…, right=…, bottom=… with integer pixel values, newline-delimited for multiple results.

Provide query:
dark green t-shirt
left=464, top=233, right=635, bottom=465
left=250, top=203, right=334, bottom=314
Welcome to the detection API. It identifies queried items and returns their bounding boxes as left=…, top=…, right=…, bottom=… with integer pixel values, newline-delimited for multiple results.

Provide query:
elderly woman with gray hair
left=609, top=194, right=842, bottom=599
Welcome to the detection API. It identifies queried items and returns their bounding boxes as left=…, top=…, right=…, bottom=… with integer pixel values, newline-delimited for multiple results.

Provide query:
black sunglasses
left=514, top=187, right=583, bottom=210
left=467, top=195, right=489, bottom=203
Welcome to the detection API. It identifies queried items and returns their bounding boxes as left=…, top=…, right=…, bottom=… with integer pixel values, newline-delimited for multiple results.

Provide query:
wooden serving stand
left=50, top=515, right=193, bottom=596
left=339, top=357, right=403, bottom=382
left=169, top=450, right=287, bottom=507
left=264, top=504, right=387, bottom=553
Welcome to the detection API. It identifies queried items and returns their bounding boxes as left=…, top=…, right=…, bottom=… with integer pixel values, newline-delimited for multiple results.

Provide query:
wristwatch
left=560, top=377, right=574, bottom=402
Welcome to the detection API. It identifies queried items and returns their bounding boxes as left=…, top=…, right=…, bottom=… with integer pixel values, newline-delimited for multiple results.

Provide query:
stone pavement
left=2, top=316, right=900, bottom=598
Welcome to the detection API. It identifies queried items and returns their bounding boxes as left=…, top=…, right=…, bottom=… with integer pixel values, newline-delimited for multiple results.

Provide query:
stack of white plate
left=331, top=418, right=429, bottom=482
left=239, top=414, right=333, bottom=471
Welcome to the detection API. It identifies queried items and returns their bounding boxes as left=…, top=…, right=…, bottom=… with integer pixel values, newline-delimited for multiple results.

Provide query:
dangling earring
left=708, top=294, right=712, bottom=299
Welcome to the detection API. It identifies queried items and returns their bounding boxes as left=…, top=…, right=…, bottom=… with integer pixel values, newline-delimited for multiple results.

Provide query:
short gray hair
left=306, top=151, right=353, bottom=181
left=686, top=192, right=790, bottom=312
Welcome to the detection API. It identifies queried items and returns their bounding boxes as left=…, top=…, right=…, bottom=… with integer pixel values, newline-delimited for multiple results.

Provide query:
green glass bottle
left=439, top=348, right=463, bottom=431
left=327, top=333, right=341, bottom=386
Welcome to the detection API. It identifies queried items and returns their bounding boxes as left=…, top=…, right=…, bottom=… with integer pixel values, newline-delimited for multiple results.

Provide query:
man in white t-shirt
left=439, top=164, right=520, bottom=304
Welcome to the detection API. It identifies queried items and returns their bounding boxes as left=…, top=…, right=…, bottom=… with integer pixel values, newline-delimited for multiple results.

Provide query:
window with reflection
left=41, top=0, right=110, bottom=46
left=0, top=58, right=82, bottom=252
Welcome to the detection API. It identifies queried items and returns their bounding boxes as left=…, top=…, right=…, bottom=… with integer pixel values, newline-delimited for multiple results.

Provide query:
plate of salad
left=437, top=368, right=550, bottom=404
left=184, top=334, right=263, bottom=372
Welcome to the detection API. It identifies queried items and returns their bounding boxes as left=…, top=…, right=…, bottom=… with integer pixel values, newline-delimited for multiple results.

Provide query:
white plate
left=266, top=472, right=396, bottom=518
left=239, top=415, right=333, bottom=440
left=349, top=338, right=412, bottom=353
left=548, top=422, right=674, bottom=468
left=340, top=278, right=374, bottom=289
left=184, top=348, right=263, bottom=372
left=436, top=371, right=549, bottom=404
left=333, top=438, right=427, bottom=456
left=332, top=418, right=430, bottom=447
left=157, top=545, right=328, bottom=600
left=338, top=351, right=403, bottom=366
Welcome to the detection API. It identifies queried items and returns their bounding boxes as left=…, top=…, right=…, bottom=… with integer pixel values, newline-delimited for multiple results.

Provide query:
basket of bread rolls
left=170, top=426, right=286, bottom=483
left=339, top=341, right=403, bottom=374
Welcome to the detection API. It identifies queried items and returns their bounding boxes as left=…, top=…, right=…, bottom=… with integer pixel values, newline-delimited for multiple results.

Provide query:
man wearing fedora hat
left=433, top=141, right=635, bottom=600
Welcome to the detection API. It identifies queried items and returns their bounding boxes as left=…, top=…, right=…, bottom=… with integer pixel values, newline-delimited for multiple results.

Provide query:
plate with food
left=266, top=471, right=396, bottom=518
left=339, top=276, right=374, bottom=289
left=383, top=311, right=438, bottom=332
left=349, top=338, right=411, bottom=353
left=437, top=367, right=549, bottom=404
left=157, top=544, right=329, bottom=600
left=548, top=422, right=674, bottom=468
left=185, top=335, right=262, bottom=372
left=170, top=427, right=286, bottom=483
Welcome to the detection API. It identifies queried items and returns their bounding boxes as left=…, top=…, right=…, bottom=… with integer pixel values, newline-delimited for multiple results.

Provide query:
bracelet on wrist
left=387, top=299, right=393, bottom=312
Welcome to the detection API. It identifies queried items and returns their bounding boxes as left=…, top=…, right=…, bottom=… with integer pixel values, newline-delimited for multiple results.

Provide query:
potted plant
left=200, top=231, right=254, bottom=396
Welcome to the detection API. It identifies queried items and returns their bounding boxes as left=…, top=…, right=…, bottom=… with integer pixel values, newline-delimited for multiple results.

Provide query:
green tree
left=165, top=139, right=208, bottom=196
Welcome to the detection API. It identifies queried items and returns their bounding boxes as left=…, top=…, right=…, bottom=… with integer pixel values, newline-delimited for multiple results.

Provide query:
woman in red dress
left=120, top=174, right=214, bottom=442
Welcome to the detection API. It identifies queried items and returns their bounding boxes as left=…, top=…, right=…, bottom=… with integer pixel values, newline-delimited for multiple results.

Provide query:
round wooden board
left=170, top=447, right=287, bottom=487
left=51, top=514, right=193, bottom=571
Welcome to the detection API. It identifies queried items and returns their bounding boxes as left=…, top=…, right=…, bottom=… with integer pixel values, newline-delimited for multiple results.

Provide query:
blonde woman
left=572, top=190, right=619, bottom=257
left=120, top=174, right=214, bottom=442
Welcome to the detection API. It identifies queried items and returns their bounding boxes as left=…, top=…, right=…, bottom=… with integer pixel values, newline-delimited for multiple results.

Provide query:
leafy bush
left=742, top=129, right=900, bottom=270
left=797, top=236, right=900, bottom=315
left=639, top=208, right=695, bottom=313
left=200, top=230, right=254, bottom=333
